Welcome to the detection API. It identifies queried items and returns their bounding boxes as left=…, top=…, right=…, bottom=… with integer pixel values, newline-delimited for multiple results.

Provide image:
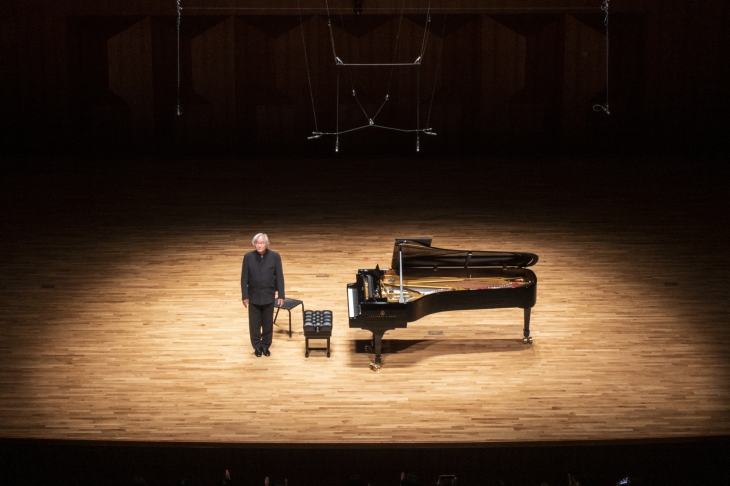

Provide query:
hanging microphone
left=593, top=104, right=610, bottom=115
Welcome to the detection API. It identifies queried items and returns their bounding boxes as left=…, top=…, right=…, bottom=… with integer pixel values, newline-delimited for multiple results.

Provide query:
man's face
left=255, top=237, right=267, bottom=255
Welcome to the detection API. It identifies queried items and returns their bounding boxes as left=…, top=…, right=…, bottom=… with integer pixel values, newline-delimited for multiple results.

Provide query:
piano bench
left=303, top=310, right=332, bottom=358
left=274, top=298, right=304, bottom=338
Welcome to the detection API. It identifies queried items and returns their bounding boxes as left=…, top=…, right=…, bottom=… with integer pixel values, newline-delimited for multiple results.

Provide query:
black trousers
left=248, top=301, right=275, bottom=350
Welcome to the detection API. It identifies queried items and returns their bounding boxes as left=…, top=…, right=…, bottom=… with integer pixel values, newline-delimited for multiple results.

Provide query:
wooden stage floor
left=1, top=155, right=729, bottom=445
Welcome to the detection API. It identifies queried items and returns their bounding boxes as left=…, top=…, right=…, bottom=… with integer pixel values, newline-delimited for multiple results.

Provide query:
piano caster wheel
left=522, top=336, right=533, bottom=344
left=305, top=351, right=309, bottom=358
left=369, top=362, right=381, bottom=372
left=327, top=352, right=330, bottom=358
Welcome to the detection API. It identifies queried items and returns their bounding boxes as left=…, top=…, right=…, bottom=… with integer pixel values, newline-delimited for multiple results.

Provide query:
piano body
left=347, top=238, right=538, bottom=365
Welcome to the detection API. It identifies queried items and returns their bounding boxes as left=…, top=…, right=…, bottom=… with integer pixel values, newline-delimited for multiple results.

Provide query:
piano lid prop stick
left=398, top=242, right=405, bottom=304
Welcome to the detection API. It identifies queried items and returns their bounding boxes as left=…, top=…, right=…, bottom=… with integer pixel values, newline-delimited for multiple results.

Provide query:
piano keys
left=347, top=238, right=538, bottom=366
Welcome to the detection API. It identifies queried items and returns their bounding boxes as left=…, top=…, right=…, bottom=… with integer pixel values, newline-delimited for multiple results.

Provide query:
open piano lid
left=391, top=237, right=538, bottom=270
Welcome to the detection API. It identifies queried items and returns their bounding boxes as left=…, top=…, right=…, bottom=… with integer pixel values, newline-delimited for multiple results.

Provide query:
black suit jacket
left=241, top=249, right=285, bottom=305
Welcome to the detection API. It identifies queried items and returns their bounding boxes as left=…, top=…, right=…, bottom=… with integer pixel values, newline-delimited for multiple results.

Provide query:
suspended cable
left=419, top=0, right=433, bottom=60
left=385, top=0, right=407, bottom=95
left=336, top=62, right=419, bottom=67
left=593, top=0, right=610, bottom=115
left=425, top=14, right=447, bottom=130
left=334, top=0, right=411, bottom=126
left=176, top=0, right=182, bottom=116
left=337, top=10, right=369, bottom=124
left=297, top=0, right=319, bottom=132
left=312, top=125, right=434, bottom=136
left=324, top=0, right=339, bottom=64
left=184, top=6, right=598, bottom=11
left=416, top=0, right=432, bottom=151
left=310, top=0, right=439, bottom=151
left=367, top=0, right=407, bottom=124
left=416, top=64, right=420, bottom=151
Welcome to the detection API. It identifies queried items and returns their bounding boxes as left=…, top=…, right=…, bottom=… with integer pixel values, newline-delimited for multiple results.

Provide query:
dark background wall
left=1, top=0, right=728, bottom=156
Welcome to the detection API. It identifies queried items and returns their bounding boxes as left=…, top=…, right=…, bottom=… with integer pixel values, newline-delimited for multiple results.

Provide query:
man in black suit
left=241, top=233, right=285, bottom=357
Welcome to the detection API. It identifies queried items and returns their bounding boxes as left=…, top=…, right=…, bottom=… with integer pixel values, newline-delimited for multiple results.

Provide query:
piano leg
left=522, top=307, right=533, bottom=344
left=372, top=330, right=386, bottom=365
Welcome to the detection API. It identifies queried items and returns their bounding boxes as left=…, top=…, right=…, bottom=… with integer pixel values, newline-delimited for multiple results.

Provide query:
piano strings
left=380, top=272, right=532, bottom=303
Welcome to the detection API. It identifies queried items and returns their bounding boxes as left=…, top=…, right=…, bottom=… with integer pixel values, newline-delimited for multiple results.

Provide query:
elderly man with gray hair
left=241, top=233, right=285, bottom=357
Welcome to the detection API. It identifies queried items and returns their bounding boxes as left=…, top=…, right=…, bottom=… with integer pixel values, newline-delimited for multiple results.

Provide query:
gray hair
left=252, top=233, right=270, bottom=247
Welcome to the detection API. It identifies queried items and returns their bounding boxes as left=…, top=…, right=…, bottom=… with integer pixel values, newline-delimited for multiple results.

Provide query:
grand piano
left=347, top=238, right=538, bottom=365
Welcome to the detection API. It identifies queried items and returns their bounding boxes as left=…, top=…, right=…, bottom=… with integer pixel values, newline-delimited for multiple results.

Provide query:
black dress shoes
left=263, top=348, right=271, bottom=357
left=255, top=348, right=262, bottom=357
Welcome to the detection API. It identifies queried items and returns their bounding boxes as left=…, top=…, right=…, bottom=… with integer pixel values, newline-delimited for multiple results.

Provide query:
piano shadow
left=352, top=338, right=530, bottom=365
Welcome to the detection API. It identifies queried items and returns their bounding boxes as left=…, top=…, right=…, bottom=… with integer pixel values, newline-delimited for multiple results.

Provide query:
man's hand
left=277, top=298, right=284, bottom=307
left=242, top=299, right=249, bottom=308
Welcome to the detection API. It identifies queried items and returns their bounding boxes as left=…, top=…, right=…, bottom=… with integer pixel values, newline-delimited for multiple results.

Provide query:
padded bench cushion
left=303, top=310, right=333, bottom=335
